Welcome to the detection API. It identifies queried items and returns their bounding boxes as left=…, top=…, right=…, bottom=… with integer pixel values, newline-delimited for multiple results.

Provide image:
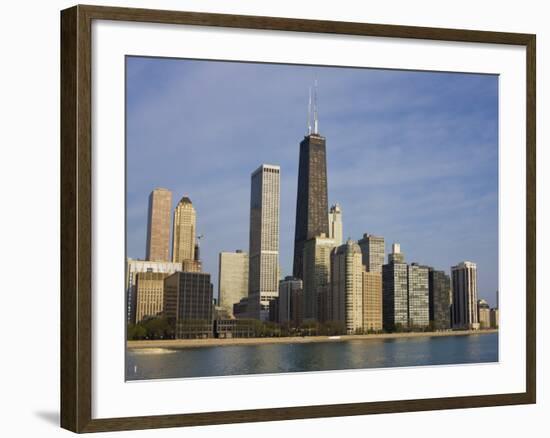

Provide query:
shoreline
left=127, top=329, right=498, bottom=350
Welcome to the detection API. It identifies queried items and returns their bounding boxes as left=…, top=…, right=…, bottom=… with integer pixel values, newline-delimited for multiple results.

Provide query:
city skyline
left=126, top=56, right=499, bottom=306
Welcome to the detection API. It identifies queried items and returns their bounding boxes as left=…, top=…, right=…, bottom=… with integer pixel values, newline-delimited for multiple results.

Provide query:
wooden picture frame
left=60, top=4, right=536, bottom=433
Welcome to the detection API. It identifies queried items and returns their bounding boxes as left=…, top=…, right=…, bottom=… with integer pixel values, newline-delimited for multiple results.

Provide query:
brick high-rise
left=145, top=188, right=172, bottom=262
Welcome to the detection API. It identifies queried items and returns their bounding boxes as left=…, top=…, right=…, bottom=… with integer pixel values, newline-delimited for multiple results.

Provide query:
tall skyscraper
left=331, top=239, right=363, bottom=334
left=451, top=261, right=479, bottom=330
left=407, top=263, right=430, bottom=329
left=293, top=84, right=329, bottom=280
left=125, top=258, right=182, bottom=324
left=302, top=233, right=335, bottom=322
left=382, top=246, right=408, bottom=330
left=218, top=250, right=249, bottom=316
left=278, top=276, right=303, bottom=325
left=164, top=271, right=213, bottom=339
left=145, top=188, right=172, bottom=262
left=328, top=204, right=343, bottom=247
left=135, top=271, right=168, bottom=323
left=362, top=271, right=383, bottom=332
left=172, top=196, right=196, bottom=264
left=248, top=164, right=281, bottom=320
left=358, top=233, right=385, bottom=273
left=428, top=268, right=451, bottom=330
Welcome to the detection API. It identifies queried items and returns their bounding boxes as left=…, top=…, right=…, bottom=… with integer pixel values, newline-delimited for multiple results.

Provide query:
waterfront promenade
left=127, top=329, right=498, bottom=350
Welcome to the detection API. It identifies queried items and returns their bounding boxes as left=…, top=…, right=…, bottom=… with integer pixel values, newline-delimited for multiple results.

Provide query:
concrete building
left=331, top=240, right=363, bottom=334
left=451, top=261, right=479, bottom=330
left=172, top=196, right=196, bottom=264
left=490, top=308, right=499, bottom=329
left=362, top=271, right=383, bottom=332
left=388, top=242, right=405, bottom=264
left=478, top=299, right=491, bottom=329
left=358, top=233, right=385, bottom=274
left=428, top=269, right=451, bottom=330
left=382, top=246, right=408, bottom=330
left=135, top=271, right=169, bottom=323
left=214, top=319, right=256, bottom=338
left=248, top=164, right=280, bottom=320
left=278, top=276, right=303, bottom=326
left=328, top=204, right=343, bottom=246
left=145, top=188, right=172, bottom=262
left=408, top=263, right=430, bottom=329
left=164, top=271, right=213, bottom=339
left=293, top=85, right=329, bottom=280
left=218, top=250, right=249, bottom=317
left=125, top=258, right=182, bottom=324
left=302, top=233, right=335, bottom=322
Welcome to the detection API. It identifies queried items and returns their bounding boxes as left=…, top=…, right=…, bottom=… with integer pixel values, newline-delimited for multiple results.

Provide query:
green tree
left=127, top=323, right=147, bottom=340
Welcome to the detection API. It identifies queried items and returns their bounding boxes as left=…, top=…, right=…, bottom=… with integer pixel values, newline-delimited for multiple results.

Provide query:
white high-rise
left=328, top=204, right=343, bottom=246
left=451, top=261, right=479, bottom=330
left=248, top=164, right=280, bottom=321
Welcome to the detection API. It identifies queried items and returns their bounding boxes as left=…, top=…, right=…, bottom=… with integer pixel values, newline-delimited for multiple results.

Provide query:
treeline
left=127, top=317, right=459, bottom=340
left=127, top=316, right=174, bottom=340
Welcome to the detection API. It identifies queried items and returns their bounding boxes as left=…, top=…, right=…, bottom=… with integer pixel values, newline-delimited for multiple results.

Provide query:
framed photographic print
left=60, top=4, right=536, bottom=433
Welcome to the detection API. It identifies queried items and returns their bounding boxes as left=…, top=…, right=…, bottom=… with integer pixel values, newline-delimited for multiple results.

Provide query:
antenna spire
left=307, top=86, right=312, bottom=135
left=313, top=79, right=319, bottom=134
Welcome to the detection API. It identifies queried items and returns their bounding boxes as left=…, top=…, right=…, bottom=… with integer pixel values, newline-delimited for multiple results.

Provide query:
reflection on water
left=126, top=333, right=498, bottom=380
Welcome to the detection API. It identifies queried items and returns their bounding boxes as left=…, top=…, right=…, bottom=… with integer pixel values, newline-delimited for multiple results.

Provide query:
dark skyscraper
left=293, top=84, right=329, bottom=279
left=428, top=268, right=451, bottom=330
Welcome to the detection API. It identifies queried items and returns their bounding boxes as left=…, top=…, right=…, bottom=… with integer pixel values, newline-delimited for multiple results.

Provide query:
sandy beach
left=127, top=329, right=498, bottom=350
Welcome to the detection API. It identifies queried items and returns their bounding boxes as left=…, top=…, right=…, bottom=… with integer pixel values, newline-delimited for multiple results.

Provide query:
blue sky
left=126, top=56, right=499, bottom=307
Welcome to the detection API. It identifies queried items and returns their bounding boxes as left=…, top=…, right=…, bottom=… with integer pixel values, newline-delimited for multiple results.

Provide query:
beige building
left=172, top=196, right=196, bottom=264
left=477, top=299, right=491, bottom=329
left=331, top=239, right=363, bottom=334
left=248, top=164, right=280, bottom=321
left=302, top=233, right=335, bottom=322
left=126, top=258, right=182, bottom=323
left=218, top=250, right=249, bottom=316
left=362, top=271, right=383, bottom=332
left=490, top=308, right=499, bottom=329
left=135, top=271, right=169, bottom=323
left=145, top=188, right=172, bottom=262
left=328, top=204, right=343, bottom=246
left=358, top=233, right=385, bottom=273
left=182, top=259, right=202, bottom=273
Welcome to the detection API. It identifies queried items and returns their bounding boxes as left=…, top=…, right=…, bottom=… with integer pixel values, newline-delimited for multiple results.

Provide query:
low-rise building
left=214, top=319, right=256, bottom=338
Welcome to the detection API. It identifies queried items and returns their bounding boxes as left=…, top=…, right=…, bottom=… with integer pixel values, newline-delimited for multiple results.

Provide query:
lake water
left=126, top=332, right=498, bottom=380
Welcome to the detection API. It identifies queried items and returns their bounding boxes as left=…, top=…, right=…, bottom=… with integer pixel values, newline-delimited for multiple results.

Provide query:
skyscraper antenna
left=307, top=86, right=312, bottom=135
left=313, top=78, right=319, bottom=135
